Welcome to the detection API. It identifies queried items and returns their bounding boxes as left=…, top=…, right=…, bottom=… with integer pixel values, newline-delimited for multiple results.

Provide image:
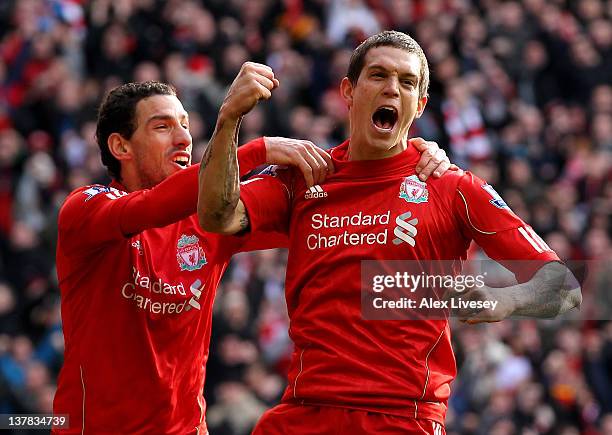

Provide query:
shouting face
left=341, top=46, right=428, bottom=160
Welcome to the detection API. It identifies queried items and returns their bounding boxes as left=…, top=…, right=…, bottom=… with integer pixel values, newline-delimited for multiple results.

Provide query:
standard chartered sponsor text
left=308, top=211, right=390, bottom=250
left=121, top=267, right=191, bottom=315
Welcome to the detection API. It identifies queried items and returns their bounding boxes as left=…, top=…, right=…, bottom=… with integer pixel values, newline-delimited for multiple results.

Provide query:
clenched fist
left=219, top=62, right=279, bottom=121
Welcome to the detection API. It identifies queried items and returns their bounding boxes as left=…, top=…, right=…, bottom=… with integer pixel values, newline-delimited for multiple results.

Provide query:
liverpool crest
left=399, top=175, right=429, bottom=204
left=176, top=234, right=207, bottom=271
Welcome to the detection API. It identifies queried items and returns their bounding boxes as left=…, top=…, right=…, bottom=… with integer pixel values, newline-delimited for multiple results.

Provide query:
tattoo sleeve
left=510, top=262, right=582, bottom=318
left=197, top=115, right=244, bottom=233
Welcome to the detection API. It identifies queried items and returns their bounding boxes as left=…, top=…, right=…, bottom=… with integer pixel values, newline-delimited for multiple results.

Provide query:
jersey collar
left=329, top=139, right=420, bottom=179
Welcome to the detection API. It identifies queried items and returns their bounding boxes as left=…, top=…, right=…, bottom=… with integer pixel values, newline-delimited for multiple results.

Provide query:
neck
left=117, top=165, right=143, bottom=192
left=119, top=179, right=140, bottom=192
left=347, top=136, right=408, bottom=161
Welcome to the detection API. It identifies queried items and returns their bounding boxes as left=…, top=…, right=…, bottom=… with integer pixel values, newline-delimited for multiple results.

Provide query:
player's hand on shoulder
left=219, top=62, right=280, bottom=121
left=410, top=137, right=459, bottom=181
left=264, top=137, right=334, bottom=188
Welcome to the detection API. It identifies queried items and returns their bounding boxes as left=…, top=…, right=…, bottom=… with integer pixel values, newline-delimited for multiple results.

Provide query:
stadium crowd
left=0, top=0, right=610, bottom=434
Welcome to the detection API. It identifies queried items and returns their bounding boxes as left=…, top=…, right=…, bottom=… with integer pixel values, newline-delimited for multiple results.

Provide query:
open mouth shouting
left=371, top=106, right=398, bottom=134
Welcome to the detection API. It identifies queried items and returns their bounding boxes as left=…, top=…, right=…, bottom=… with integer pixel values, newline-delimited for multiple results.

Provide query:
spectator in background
left=442, top=77, right=492, bottom=167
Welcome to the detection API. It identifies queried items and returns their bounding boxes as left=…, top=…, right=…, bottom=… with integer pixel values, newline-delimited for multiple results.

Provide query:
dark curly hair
left=95, top=81, right=177, bottom=180
left=347, top=31, right=429, bottom=100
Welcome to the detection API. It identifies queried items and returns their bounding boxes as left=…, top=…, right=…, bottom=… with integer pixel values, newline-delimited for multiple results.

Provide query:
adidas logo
left=305, top=185, right=328, bottom=199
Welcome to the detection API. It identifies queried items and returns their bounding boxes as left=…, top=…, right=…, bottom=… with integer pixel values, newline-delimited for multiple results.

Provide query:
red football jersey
left=240, top=139, right=558, bottom=425
left=53, top=139, right=282, bottom=434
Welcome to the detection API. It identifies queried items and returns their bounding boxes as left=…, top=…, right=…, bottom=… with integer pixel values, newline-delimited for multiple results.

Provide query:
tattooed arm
left=197, top=62, right=278, bottom=234
left=453, top=262, right=582, bottom=324
left=198, top=115, right=247, bottom=234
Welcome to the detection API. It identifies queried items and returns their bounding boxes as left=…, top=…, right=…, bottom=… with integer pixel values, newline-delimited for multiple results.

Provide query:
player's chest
left=120, top=221, right=222, bottom=313
left=290, top=176, right=457, bottom=258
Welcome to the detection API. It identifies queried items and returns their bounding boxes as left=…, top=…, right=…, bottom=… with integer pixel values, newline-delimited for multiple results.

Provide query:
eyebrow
left=367, top=65, right=419, bottom=80
left=146, top=114, right=190, bottom=125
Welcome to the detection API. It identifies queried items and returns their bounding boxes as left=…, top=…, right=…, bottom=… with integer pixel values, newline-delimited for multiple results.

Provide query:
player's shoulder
left=60, top=184, right=128, bottom=223
left=455, top=170, right=486, bottom=186
left=63, top=184, right=128, bottom=207
left=453, top=170, right=525, bottom=231
left=453, top=170, right=506, bottom=203
left=426, top=167, right=469, bottom=192
left=431, top=169, right=491, bottom=195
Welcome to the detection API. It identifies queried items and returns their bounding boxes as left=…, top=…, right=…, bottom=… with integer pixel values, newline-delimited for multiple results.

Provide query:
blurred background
left=0, top=0, right=610, bottom=434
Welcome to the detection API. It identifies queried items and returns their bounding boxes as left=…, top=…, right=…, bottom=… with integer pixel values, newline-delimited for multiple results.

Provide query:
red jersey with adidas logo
left=53, top=140, right=280, bottom=434
left=240, top=139, right=558, bottom=425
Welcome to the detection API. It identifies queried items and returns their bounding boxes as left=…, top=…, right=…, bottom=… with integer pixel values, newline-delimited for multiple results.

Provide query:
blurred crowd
left=0, top=0, right=610, bottom=434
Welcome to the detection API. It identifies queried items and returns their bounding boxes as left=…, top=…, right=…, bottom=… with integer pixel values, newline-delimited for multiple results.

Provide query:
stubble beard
left=135, top=157, right=166, bottom=190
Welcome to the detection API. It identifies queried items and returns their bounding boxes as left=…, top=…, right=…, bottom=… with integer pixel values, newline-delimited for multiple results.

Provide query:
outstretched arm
left=198, top=62, right=340, bottom=234
left=58, top=136, right=271, bottom=254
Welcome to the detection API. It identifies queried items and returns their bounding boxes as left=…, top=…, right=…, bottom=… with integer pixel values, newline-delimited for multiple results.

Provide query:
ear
left=415, top=96, right=428, bottom=119
left=107, top=133, right=133, bottom=162
left=340, top=77, right=354, bottom=108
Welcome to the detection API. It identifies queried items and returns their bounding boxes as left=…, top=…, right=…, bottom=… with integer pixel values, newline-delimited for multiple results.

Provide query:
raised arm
left=198, top=62, right=280, bottom=234
left=198, top=63, right=341, bottom=234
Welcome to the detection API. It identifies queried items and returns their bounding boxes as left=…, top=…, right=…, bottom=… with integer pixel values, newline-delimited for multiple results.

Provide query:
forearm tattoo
left=199, top=116, right=246, bottom=230
left=220, top=118, right=241, bottom=211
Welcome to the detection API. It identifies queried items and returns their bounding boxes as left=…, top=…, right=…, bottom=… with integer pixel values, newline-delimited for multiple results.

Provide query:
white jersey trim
left=527, top=226, right=551, bottom=251
left=518, top=226, right=543, bottom=253
left=80, top=365, right=85, bottom=435
left=416, top=327, right=446, bottom=418
left=457, top=189, right=496, bottom=235
left=432, top=420, right=444, bottom=435
left=293, top=348, right=306, bottom=401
